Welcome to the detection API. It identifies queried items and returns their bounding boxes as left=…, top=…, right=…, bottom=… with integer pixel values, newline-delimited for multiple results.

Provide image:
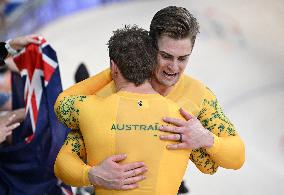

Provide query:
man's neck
left=116, top=80, right=157, bottom=94
left=150, top=78, right=173, bottom=97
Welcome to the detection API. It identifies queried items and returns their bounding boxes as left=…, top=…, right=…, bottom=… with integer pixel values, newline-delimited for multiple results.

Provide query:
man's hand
left=159, top=108, right=214, bottom=150
left=9, top=34, right=41, bottom=50
left=0, top=114, right=20, bottom=143
left=0, top=108, right=25, bottom=124
left=88, top=154, right=147, bottom=190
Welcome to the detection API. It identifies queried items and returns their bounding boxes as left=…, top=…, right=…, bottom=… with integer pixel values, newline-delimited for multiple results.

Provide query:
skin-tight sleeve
left=191, top=87, right=245, bottom=172
left=54, top=130, right=91, bottom=186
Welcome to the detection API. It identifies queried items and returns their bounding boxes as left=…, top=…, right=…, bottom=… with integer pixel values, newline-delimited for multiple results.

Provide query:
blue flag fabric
left=0, top=38, right=72, bottom=195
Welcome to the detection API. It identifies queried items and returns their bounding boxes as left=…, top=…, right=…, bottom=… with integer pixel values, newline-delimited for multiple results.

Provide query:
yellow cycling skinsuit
left=54, top=69, right=245, bottom=189
left=55, top=91, right=192, bottom=194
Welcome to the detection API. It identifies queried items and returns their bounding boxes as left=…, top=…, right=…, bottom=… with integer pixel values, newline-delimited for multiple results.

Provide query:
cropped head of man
left=108, top=25, right=157, bottom=88
left=149, top=6, right=200, bottom=93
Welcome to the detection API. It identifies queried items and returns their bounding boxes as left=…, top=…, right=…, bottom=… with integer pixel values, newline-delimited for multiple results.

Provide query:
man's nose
left=167, top=59, right=178, bottom=69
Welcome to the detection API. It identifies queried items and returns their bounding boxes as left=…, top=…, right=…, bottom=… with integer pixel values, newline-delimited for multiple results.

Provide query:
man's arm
left=55, top=130, right=147, bottom=188
left=159, top=108, right=219, bottom=174
left=54, top=95, right=86, bottom=130
left=4, top=108, right=25, bottom=123
left=54, top=68, right=112, bottom=128
left=54, top=130, right=91, bottom=186
left=196, top=87, right=245, bottom=170
left=1, top=34, right=41, bottom=69
left=1, top=34, right=40, bottom=59
left=159, top=87, right=245, bottom=172
left=60, top=68, right=111, bottom=96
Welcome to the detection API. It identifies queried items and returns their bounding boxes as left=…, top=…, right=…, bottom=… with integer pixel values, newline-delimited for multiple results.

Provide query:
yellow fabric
left=56, top=91, right=191, bottom=194
left=55, top=69, right=244, bottom=171
left=206, top=134, right=245, bottom=170
left=61, top=68, right=112, bottom=96
left=54, top=68, right=245, bottom=186
left=165, top=75, right=245, bottom=172
left=54, top=130, right=91, bottom=186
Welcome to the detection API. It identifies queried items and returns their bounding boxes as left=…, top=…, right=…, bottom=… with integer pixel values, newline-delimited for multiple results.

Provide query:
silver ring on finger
left=179, top=133, right=183, bottom=142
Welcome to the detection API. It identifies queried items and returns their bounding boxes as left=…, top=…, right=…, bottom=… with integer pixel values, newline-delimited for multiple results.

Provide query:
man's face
left=153, top=36, right=192, bottom=88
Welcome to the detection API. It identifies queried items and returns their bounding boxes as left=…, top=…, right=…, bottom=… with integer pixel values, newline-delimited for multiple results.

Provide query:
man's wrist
left=205, top=131, right=214, bottom=148
left=0, top=42, right=8, bottom=66
left=205, top=134, right=220, bottom=155
left=88, top=166, right=99, bottom=186
left=5, top=39, right=19, bottom=56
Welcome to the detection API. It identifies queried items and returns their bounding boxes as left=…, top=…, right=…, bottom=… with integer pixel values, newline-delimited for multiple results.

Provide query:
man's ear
left=110, top=60, right=118, bottom=78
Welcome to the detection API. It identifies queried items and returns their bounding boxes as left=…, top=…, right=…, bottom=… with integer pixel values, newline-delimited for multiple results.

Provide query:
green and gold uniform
left=55, top=91, right=192, bottom=194
left=54, top=69, right=245, bottom=191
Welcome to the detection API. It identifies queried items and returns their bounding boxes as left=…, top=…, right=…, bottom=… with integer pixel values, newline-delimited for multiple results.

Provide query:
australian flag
left=0, top=37, right=72, bottom=195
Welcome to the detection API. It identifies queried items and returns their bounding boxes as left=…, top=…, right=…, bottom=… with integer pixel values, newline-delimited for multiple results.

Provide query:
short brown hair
left=108, top=25, right=157, bottom=86
left=150, top=6, right=200, bottom=48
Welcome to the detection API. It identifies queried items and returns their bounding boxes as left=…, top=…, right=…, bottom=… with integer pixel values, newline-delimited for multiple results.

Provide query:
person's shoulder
left=182, top=75, right=216, bottom=99
left=96, top=81, right=116, bottom=98
left=81, top=94, right=103, bottom=104
left=99, top=93, right=121, bottom=104
left=78, top=95, right=111, bottom=115
left=91, top=92, right=126, bottom=104
left=178, top=74, right=206, bottom=101
left=182, top=74, right=205, bottom=89
left=170, top=74, right=209, bottom=115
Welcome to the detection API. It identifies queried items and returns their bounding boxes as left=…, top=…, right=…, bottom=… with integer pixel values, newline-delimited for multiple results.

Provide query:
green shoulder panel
left=55, top=95, right=87, bottom=129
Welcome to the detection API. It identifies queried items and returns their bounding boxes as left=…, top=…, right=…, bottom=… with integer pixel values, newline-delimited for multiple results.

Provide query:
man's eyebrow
left=159, top=51, right=172, bottom=56
left=178, top=54, right=190, bottom=58
left=159, top=50, right=190, bottom=58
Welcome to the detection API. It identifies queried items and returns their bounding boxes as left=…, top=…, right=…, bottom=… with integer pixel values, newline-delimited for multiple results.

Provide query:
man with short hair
left=55, top=25, right=194, bottom=194
left=55, top=6, right=245, bottom=191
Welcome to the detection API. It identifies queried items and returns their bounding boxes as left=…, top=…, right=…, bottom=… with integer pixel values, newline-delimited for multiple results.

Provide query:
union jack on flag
left=0, top=37, right=72, bottom=195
